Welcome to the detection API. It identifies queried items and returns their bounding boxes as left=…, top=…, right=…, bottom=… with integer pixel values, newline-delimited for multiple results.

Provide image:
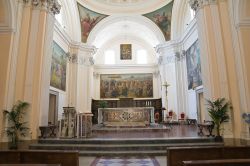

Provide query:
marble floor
left=80, top=156, right=166, bottom=166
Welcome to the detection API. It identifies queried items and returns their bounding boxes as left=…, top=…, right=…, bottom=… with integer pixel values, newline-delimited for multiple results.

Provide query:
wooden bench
left=0, top=150, right=79, bottom=166
left=182, top=159, right=250, bottom=166
left=167, top=146, right=250, bottom=166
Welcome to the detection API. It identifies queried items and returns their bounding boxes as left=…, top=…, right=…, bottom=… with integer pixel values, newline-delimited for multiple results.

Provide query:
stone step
left=78, top=150, right=167, bottom=156
left=30, top=142, right=224, bottom=151
left=37, top=137, right=218, bottom=145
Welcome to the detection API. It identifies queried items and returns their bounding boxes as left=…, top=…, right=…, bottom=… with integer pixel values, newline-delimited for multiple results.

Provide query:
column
left=20, top=0, right=60, bottom=139
left=189, top=0, right=240, bottom=138
left=156, top=42, right=178, bottom=120
left=67, top=43, right=96, bottom=113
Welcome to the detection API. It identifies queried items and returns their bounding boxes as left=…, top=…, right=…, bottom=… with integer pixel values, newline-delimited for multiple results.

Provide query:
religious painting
left=50, top=41, right=67, bottom=91
left=77, top=3, right=108, bottom=43
left=120, top=44, right=132, bottom=60
left=186, top=40, right=203, bottom=90
left=143, top=1, right=174, bottom=41
left=100, top=74, right=153, bottom=98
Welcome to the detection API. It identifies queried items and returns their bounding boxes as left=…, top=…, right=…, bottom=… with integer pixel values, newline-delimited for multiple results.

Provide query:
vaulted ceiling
left=77, top=0, right=172, bottom=15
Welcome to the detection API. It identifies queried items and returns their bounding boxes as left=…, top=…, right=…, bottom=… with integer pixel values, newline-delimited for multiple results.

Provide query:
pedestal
left=77, top=113, right=93, bottom=138
left=60, top=107, right=76, bottom=138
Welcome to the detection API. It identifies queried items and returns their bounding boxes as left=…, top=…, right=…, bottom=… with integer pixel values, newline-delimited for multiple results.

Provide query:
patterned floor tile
left=90, top=156, right=160, bottom=166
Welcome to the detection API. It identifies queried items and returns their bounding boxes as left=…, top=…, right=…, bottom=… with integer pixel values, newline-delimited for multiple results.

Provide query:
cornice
left=189, top=0, right=217, bottom=12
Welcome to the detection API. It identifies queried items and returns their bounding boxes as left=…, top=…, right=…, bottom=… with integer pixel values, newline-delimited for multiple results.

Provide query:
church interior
left=0, top=0, right=250, bottom=165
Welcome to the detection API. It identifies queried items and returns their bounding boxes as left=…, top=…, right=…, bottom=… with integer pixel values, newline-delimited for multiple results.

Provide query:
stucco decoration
left=77, top=3, right=108, bottom=43
left=143, top=1, right=174, bottom=41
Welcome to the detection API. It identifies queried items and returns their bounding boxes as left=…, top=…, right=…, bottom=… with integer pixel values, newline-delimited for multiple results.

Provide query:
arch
left=171, top=0, right=191, bottom=40
left=0, top=0, right=16, bottom=31
left=87, top=15, right=165, bottom=48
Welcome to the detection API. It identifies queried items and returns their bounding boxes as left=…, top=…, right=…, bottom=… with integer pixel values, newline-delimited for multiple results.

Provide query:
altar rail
left=91, top=98, right=162, bottom=124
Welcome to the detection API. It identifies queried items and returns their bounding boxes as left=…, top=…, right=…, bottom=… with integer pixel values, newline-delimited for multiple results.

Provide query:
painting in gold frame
left=120, top=44, right=132, bottom=60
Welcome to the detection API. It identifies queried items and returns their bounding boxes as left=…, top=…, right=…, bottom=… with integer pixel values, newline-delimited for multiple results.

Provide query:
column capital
left=189, top=0, right=217, bottom=12
left=26, top=0, right=61, bottom=15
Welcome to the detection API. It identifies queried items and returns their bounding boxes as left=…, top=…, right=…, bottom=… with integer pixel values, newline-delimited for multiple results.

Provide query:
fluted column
left=18, top=0, right=60, bottom=139
left=67, top=43, right=96, bottom=113
left=189, top=0, right=240, bottom=138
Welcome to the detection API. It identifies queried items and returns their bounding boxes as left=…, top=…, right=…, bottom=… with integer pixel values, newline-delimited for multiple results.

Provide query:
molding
left=0, top=0, right=16, bottom=33
left=236, top=18, right=250, bottom=29
left=189, top=0, right=217, bottom=12
left=94, top=64, right=158, bottom=70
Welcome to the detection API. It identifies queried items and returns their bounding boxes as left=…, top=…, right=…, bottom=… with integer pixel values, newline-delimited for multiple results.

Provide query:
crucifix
left=162, top=81, right=170, bottom=122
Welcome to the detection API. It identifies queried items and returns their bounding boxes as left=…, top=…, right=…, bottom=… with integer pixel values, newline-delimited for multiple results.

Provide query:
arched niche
left=0, top=0, right=16, bottom=31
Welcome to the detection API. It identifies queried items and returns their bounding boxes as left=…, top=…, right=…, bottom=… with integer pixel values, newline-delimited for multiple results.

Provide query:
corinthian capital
left=30, top=0, right=61, bottom=15
left=189, top=0, right=217, bottom=12
left=48, top=0, right=61, bottom=15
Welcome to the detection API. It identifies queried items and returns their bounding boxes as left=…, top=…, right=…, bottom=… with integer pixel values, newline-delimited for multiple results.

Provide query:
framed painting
left=120, top=44, right=132, bottom=60
left=100, top=73, right=153, bottom=98
left=50, top=41, right=67, bottom=91
left=186, top=40, right=203, bottom=90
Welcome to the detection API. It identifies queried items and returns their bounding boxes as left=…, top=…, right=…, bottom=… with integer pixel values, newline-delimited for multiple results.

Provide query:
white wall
left=95, top=37, right=156, bottom=65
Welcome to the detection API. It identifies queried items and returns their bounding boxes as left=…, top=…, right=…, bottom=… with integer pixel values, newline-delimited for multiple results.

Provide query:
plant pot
left=9, top=135, right=18, bottom=149
left=215, top=136, right=223, bottom=142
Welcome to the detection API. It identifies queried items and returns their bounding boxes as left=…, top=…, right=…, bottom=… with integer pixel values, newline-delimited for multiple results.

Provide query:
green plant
left=206, top=98, right=232, bottom=137
left=3, top=100, right=30, bottom=149
left=99, top=100, right=108, bottom=108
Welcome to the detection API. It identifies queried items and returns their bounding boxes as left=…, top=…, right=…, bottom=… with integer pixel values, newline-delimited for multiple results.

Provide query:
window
left=137, top=50, right=147, bottom=64
left=105, top=50, right=115, bottom=64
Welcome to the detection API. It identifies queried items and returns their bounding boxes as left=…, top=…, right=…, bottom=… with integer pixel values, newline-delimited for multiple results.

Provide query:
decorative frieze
left=66, top=53, right=95, bottom=66
left=189, top=0, right=217, bottom=12
left=23, top=0, right=61, bottom=15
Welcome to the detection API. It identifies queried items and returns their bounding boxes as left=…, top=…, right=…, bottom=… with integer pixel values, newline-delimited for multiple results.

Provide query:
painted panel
left=143, top=1, right=174, bottom=41
left=77, top=3, right=108, bottom=43
left=120, top=44, right=132, bottom=60
left=50, top=42, right=67, bottom=91
left=186, top=40, right=203, bottom=90
left=100, top=74, right=153, bottom=98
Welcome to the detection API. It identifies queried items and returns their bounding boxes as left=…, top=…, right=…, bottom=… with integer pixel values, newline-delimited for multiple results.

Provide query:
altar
left=98, top=107, right=155, bottom=127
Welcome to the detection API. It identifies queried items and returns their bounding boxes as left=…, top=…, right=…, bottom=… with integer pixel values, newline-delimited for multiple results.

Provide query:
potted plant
left=3, top=100, right=30, bottom=149
left=99, top=100, right=108, bottom=109
left=206, top=98, right=232, bottom=141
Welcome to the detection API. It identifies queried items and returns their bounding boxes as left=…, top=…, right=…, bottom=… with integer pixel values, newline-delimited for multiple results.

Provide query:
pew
left=0, top=150, right=79, bottom=166
left=182, top=159, right=250, bottom=166
left=167, top=146, right=250, bottom=166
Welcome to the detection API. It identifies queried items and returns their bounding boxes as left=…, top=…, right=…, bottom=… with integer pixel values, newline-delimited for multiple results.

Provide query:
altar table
left=98, top=107, right=155, bottom=127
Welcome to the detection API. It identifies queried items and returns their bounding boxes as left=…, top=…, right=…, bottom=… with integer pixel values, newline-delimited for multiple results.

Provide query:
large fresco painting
left=100, top=74, right=153, bottom=98
left=50, top=42, right=67, bottom=91
left=144, top=1, right=174, bottom=41
left=186, top=40, right=203, bottom=90
left=77, top=3, right=108, bottom=43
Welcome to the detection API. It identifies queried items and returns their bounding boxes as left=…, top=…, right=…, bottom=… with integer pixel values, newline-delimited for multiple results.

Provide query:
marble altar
left=98, top=107, right=155, bottom=127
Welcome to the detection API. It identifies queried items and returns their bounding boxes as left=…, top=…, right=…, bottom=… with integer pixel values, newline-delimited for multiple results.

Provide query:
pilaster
left=16, top=0, right=61, bottom=139
left=189, top=0, right=236, bottom=137
left=67, top=42, right=96, bottom=113
left=156, top=42, right=178, bottom=120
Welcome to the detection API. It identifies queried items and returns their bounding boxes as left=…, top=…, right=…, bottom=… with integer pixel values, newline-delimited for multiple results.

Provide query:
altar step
left=29, top=138, right=224, bottom=156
